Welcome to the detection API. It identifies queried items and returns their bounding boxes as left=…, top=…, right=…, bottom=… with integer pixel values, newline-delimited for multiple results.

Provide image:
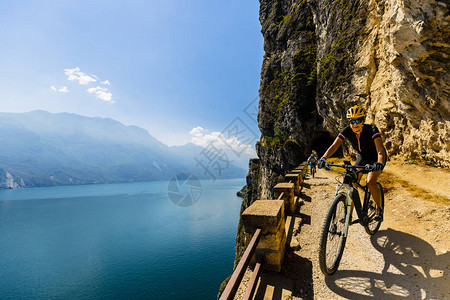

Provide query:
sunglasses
left=349, top=118, right=364, bottom=124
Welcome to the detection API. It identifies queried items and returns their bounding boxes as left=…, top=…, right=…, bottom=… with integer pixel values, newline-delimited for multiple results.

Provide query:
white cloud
left=189, top=126, right=255, bottom=155
left=87, top=86, right=114, bottom=103
left=61, top=67, right=114, bottom=102
left=50, top=86, right=69, bottom=93
left=64, top=67, right=97, bottom=85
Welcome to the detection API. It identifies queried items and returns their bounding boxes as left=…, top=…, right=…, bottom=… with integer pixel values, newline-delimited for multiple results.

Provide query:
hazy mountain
left=0, top=111, right=247, bottom=188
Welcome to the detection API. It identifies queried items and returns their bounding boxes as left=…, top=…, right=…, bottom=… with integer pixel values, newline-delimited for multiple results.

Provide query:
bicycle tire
left=312, top=166, right=315, bottom=178
left=364, top=182, right=384, bottom=235
left=319, top=194, right=348, bottom=275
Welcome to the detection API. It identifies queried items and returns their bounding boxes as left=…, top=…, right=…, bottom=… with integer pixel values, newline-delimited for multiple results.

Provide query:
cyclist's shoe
left=375, top=207, right=383, bottom=221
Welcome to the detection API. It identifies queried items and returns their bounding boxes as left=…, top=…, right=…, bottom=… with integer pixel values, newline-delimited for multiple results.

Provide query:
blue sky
left=0, top=0, right=263, bottom=147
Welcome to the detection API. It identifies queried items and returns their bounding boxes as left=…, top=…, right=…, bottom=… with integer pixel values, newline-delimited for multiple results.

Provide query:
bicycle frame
left=333, top=168, right=371, bottom=237
left=319, top=161, right=383, bottom=276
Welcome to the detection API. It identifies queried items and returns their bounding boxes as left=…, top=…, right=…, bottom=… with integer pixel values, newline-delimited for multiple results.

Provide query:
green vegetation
left=318, top=30, right=351, bottom=81
left=263, top=127, right=291, bottom=149
left=318, top=0, right=367, bottom=82
left=405, top=159, right=419, bottom=165
left=261, top=0, right=317, bottom=134
left=405, top=158, right=437, bottom=167
left=293, top=47, right=317, bottom=87
left=263, top=43, right=316, bottom=128
left=263, top=69, right=289, bottom=122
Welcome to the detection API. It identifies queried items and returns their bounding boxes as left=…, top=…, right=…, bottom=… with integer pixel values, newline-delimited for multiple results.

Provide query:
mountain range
left=0, top=111, right=248, bottom=189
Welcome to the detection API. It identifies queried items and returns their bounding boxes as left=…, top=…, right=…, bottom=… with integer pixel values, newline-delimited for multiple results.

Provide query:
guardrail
left=219, top=228, right=261, bottom=300
left=220, top=191, right=285, bottom=300
left=219, top=163, right=306, bottom=300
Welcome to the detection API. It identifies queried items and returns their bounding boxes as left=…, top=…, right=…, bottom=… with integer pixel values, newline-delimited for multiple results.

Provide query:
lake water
left=0, top=178, right=245, bottom=299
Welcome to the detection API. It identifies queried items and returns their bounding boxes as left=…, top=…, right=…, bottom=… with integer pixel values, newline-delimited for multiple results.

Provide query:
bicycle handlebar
left=325, top=162, right=374, bottom=173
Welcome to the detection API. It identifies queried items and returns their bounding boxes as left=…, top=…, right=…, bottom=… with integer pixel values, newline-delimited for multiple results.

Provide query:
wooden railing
left=219, top=163, right=306, bottom=300
left=219, top=228, right=261, bottom=300
left=220, top=190, right=286, bottom=300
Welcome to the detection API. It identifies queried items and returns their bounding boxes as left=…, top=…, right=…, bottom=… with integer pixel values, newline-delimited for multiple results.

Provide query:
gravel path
left=287, top=166, right=449, bottom=300
left=233, top=163, right=449, bottom=299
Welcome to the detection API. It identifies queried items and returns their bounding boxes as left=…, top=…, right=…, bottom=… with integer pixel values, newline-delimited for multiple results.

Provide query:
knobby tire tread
left=319, top=194, right=348, bottom=275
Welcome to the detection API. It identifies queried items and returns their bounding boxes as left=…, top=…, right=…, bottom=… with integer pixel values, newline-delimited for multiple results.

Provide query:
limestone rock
left=311, top=0, right=449, bottom=166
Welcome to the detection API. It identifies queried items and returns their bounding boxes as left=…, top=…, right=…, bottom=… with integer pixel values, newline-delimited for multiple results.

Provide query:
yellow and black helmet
left=346, top=105, right=366, bottom=119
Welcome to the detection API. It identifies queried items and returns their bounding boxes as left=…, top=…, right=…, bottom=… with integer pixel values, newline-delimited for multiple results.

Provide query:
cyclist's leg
left=367, top=171, right=382, bottom=207
left=354, top=155, right=365, bottom=186
left=348, top=172, right=364, bottom=213
left=355, top=154, right=383, bottom=208
left=350, top=155, right=366, bottom=213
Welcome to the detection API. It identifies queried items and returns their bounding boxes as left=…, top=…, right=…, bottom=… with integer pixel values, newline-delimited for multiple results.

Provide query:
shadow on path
left=254, top=213, right=314, bottom=300
left=325, top=228, right=449, bottom=299
left=281, top=252, right=314, bottom=300
left=299, top=193, right=312, bottom=203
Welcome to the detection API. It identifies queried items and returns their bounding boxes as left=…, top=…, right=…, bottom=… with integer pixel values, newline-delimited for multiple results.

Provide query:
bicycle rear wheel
left=319, top=194, right=348, bottom=275
left=365, top=182, right=384, bottom=235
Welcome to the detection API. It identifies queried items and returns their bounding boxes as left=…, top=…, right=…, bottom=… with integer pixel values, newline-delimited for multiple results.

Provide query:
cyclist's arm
left=374, top=137, right=386, bottom=164
left=322, top=137, right=343, bottom=159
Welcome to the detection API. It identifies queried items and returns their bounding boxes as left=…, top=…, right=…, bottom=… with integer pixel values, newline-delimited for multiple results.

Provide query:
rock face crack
left=365, top=34, right=379, bottom=103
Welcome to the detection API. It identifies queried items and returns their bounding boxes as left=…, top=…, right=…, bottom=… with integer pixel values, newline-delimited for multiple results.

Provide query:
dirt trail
left=288, top=162, right=450, bottom=299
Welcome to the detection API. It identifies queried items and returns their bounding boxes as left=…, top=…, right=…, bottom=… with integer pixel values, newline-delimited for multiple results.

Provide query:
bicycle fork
left=342, top=192, right=353, bottom=238
left=337, top=185, right=365, bottom=237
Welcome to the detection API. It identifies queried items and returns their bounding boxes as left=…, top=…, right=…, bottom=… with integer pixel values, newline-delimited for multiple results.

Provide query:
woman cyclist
left=317, top=105, right=387, bottom=220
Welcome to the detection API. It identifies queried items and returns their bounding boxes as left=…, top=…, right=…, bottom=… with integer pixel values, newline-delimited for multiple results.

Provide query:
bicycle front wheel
left=365, top=182, right=384, bottom=235
left=319, top=194, right=348, bottom=275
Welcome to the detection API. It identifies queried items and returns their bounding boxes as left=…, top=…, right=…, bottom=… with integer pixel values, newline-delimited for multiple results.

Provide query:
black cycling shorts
left=355, top=155, right=377, bottom=167
left=355, top=154, right=387, bottom=168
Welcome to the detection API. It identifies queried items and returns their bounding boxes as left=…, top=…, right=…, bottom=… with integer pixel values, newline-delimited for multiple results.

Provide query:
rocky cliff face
left=313, top=0, right=449, bottom=166
left=234, top=0, right=449, bottom=265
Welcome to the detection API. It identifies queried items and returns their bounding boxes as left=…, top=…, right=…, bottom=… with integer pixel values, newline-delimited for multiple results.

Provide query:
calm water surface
left=0, top=178, right=245, bottom=299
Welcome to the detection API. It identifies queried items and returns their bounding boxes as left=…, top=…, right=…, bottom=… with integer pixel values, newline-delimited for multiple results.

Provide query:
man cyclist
left=307, top=154, right=318, bottom=176
left=317, top=105, right=386, bottom=220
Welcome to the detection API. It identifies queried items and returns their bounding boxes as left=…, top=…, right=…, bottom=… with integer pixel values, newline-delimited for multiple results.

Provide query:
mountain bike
left=309, top=162, right=316, bottom=178
left=318, top=161, right=384, bottom=275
